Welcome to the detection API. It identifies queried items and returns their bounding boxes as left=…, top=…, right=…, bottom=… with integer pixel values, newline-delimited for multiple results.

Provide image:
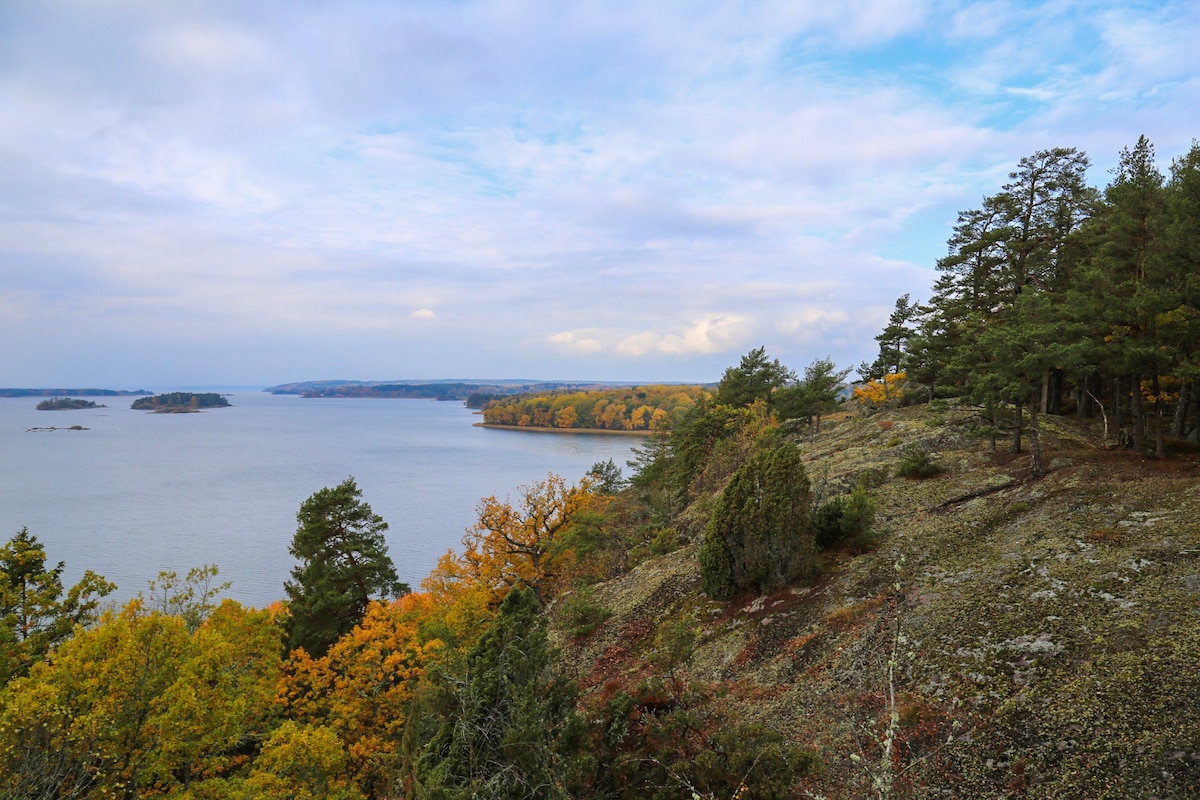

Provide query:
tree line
left=858, top=137, right=1200, bottom=474
left=479, top=385, right=708, bottom=431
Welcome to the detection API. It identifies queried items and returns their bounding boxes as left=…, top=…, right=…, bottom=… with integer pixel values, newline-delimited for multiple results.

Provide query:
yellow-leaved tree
left=427, top=473, right=602, bottom=604
left=279, top=594, right=442, bottom=797
left=0, top=598, right=282, bottom=798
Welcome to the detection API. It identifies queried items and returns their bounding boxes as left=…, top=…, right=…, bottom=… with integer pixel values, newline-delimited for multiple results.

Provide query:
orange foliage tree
left=279, top=594, right=443, bottom=797
left=853, top=371, right=909, bottom=408
left=426, top=473, right=603, bottom=605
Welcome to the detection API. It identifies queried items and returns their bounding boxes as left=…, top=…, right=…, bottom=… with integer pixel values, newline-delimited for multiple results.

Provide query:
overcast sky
left=1, top=0, right=1197, bottom=388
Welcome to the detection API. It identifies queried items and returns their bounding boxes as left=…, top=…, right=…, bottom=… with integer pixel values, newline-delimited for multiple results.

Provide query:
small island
left=131, top=392, right=231, bottom=412
left=36, top=397, right=104, bottom=410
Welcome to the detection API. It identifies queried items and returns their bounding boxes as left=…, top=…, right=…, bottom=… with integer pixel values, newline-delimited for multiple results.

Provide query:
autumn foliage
left=425, top=473, right=606, bottom=605
left=852, top=371, right=909, bottom=408
left=480, top=384, right=706, bottom=431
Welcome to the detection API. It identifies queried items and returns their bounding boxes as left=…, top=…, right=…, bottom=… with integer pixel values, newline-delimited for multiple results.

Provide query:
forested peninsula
left=478, top=384, right=710, bottom=432
left=3, top=137, right=1200, bottom=799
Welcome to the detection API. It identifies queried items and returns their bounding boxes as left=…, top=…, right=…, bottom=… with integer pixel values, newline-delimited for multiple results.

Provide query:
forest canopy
left=131, top=392, right=231, bottom=412
left=858, top=136, right=1200, bottom=471
left=479, top=384, right=709, bottom=431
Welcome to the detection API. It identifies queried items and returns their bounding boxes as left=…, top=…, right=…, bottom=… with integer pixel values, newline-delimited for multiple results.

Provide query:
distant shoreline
left=475, top=422, right=655, bottom=436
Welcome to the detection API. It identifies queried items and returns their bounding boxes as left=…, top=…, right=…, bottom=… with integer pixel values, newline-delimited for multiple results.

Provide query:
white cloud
left=550, top=316, right=752, bottom=359
left=411, top=308, right=436, bottom=319
left=548, top=330, right=605, bottom=354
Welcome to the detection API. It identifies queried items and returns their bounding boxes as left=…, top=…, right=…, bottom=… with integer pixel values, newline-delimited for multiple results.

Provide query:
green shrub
left=699, top=441, right=815, bottom=600
left=557, top=589, right=613, bottom=639
left=648, top=527, right=679, bottom=555
left=812, top=483, right=877, bottom=550
left=855, top=465, right=890, bottom=489
left=896, top=445, right=945, bottom=478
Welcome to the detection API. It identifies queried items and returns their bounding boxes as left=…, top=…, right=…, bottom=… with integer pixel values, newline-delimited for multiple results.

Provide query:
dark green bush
left=812, top=483, right=877, bottom=549
left=699, top=441, right=814, bottom=600
left=896, top=445, right=945, bottom=478
left=557, top=589, right=613, bottom=639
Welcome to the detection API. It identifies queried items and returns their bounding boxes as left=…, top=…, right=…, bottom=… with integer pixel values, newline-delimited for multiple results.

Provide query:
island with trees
left=130, top=392, right=231, bottom=412
left=35, top=397, right=104, bottom=410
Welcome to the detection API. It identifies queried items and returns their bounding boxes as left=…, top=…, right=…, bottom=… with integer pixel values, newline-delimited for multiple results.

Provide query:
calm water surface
left=0, top=392, right=642, bottom=608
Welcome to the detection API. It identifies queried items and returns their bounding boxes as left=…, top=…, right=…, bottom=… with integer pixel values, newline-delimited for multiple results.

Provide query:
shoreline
left=474, top=422, right=657, bottom=436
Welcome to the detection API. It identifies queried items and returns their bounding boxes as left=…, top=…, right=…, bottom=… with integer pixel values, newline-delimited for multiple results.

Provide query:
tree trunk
left=1113, top=376, right=1124, bottom=433
left=1029, top=390, right=1044, bottom=477
left=1171, top=381, right=1191, bottom=438
left=1130, top=373, right=1145, bottom=455
left=1011, top=400, right=1023, bottom=454
left=1152, top=375, right=1166, bottom=459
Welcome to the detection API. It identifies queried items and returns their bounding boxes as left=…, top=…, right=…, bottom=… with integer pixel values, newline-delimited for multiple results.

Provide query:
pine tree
left=714, top=347, right=794, bottom=408
left=284, top=478, right=407, bottom=657
left=1081, top=136, right=1171, bottom=456
left=0, top=527, right=114, bottom=684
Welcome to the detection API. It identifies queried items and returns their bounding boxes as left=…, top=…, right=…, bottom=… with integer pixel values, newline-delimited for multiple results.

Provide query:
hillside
left=549, top=402, right=1200, bottom=799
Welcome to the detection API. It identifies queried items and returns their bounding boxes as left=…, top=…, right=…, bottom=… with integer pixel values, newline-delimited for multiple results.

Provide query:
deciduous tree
left=433, top=474, right=600, bottom=604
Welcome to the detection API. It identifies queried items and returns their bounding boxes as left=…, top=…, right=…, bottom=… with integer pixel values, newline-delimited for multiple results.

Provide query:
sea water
left=0, top=391, right=643, bottom=608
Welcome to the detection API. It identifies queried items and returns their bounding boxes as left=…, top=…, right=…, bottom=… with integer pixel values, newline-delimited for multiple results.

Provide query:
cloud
left=1, top=0, right=1198, bottom=386
left=549, top=315, right=752, bottom=359
left=548, top=329, right=605, bottom=354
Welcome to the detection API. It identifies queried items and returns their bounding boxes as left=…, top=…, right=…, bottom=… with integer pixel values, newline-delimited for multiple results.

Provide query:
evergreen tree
left=920, top=147, right=1093, bottom=452
left=699, top=441, right=814, bottom=600
left=1080, top=136, right=1171, bottom=456
left=417, top=585, right=580, bottom=800
left=775, top=356, right=850, bottom=433
left=284, top=478, right=407, bottom=657
left=714, top=346, right=794, bottom=408
left=861, top=294, right=920, bottom=380
left=0, top=527, right=114, bottom=684
left=1164, top=141, right=1200, bottom=437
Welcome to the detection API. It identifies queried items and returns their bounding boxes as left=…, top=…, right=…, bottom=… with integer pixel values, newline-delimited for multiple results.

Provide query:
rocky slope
left=550, top=402, right=1200, bottom=799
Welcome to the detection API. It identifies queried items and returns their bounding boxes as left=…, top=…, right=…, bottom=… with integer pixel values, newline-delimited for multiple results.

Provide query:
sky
left=1, top=1, right=1198, bottom=388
